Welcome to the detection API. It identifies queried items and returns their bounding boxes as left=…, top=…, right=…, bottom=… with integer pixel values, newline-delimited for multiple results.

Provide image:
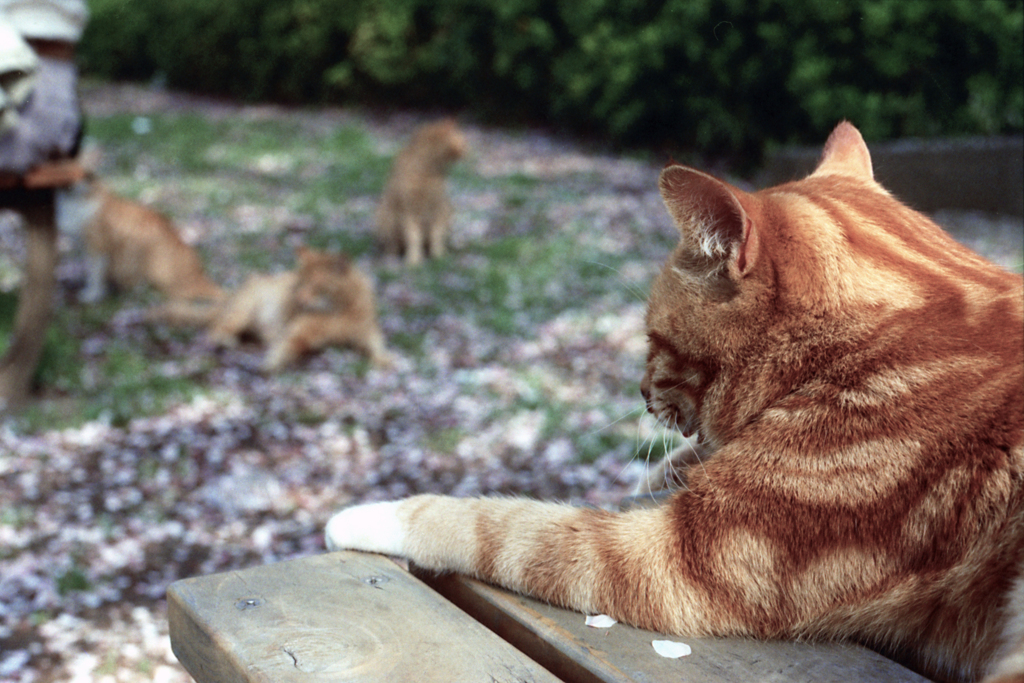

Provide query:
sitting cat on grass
left=326, top=123, right=1023, bottom=683
left=162, top=246, right=392, bottom=372
left=376, top=118, right=467, bottom=265
left=74, top=176, right=224, bottom=305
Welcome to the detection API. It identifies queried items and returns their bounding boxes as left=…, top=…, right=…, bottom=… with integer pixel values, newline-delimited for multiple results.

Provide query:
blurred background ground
left=0, top=81, right=1020, bottom=683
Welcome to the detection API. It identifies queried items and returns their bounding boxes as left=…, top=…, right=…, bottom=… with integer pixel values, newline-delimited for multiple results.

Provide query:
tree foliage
left=80, top=0, right=1023, bottom=161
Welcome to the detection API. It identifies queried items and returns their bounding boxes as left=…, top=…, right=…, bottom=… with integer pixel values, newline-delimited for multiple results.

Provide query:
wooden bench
left=168, top=550, right=932, bottom=682
left=0, top=158, right=85, bottom=408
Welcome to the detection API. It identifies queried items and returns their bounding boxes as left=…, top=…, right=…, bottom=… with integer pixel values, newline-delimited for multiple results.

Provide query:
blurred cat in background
left=68, top=174, right=223, bottom=305
left=162, top=245, right=392, bottom=372
left=376, top=118, right=467, bottom=265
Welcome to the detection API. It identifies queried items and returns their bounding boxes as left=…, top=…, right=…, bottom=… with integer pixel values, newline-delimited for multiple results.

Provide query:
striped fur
left=326, top=122, right=1023, bottom=683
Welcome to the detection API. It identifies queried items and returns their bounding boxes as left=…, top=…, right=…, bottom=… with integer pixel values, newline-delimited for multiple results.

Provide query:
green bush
left=80, top=0, right=1023, bottom=163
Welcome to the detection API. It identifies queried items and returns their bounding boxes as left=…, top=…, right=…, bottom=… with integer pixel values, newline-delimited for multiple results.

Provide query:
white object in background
left=0, top=0, right=89, bottom=42
left=652, top=640, right=692, bottom=658
left=584, top=614, right=617, bottom=628
left=0, top=18, right=37, bottom=133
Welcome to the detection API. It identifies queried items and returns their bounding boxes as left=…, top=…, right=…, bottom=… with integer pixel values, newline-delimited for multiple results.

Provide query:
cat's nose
left=640, top=375, right=652, bottom=411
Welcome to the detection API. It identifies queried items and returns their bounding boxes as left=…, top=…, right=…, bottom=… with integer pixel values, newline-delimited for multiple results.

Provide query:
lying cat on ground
left=161, top=246, right=392, bottom=372
left=74, top=176, right=223, bottom=304
left=376, top=118, right=467, bottom=265
left=326, top=122, right=1023, bottom=683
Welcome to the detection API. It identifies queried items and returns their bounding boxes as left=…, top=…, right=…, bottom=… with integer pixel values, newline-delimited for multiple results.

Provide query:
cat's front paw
left=325, top=501, right=407, bottom=556
left=262, top=339, right=301, bottom=373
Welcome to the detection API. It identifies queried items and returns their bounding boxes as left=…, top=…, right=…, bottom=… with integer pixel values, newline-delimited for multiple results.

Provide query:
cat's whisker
left=581, top=259, right=649, bottom=304
left=582, top=404, right=647, bottom=439
left=662, top=416, right=689, bottom=492
left=623, top=410, right=661, bottom=501
left=654, top=424, right=670, bottom=491
left=669, top=419, right=708, bottom=483
left=608, top=406, right=657, bottom=494
left=644, top=417, right=667, bottom=500
left=662, top=425, right=688, bottom=492
left=692, top=441, right=709, bottom=481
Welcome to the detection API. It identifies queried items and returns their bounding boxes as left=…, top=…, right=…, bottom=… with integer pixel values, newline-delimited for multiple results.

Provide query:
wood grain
left=168, top=551, right=562, bottom=683
left=414, top=568, right=934, bottom=683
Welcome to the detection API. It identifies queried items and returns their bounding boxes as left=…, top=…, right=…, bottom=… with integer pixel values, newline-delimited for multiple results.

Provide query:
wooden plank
left=23, top=159, right=85, bottom=189
left=0, top=160, right=84, bottom=189
left=414, top=570, right=934, bottom=683
left=168, top=552, right=563, bottom=683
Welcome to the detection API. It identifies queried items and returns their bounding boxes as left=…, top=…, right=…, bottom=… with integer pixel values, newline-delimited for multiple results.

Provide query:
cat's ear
left=659, top=165, right=759, bottom=277
left=812, top=121, right=873, bottom=180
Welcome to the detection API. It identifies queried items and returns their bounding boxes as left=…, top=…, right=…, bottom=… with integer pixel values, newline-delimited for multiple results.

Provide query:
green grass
left=1, top=289, right=209, bottom=432
left=88, top=113, right=229, bottom=174
left=0, top=291, right=75, bottom=391
left=404, top=232, right=638, bottom=336
left=387, top=330, right=426, bottom=357
left=88, top=112, right=391, bottom=200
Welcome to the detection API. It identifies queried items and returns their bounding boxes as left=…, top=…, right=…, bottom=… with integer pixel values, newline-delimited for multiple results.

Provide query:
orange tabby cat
left=206, top=246, right=393, bottom=371
left=326, top=123, right=1023, bottom=683
left=77, top=177, right=223, bottom=304
left=376, top=118, right=467, bottom=265
left=161, top=246, right=392, bottom=371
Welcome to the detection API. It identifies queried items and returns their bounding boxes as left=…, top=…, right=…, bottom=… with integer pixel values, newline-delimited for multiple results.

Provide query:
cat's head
left=418, top=117, right=468, bottom=166
left=641, top=121, right=1003, bottom=448
left=289, top=246, right=358, bottom=314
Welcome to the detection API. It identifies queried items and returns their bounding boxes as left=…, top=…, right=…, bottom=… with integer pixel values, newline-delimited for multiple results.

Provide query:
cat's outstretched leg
left=263, top=335, right=301, bottom=372
left=206, top=307, right=251, bottom=349
left=326, top=495, right=698, bottom=636
left=262, top=316, right=394, bottom=372
left=325, top=479, right=1013, bottom=682
left=358, top=327, right=396, bottom=369
left=205, top=279, right=263, bottom=349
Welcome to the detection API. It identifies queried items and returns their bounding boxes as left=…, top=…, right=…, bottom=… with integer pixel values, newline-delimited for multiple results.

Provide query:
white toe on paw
left=325, top=501, right=406, bottom=556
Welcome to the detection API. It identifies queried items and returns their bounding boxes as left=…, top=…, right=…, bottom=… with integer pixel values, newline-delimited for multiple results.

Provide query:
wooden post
left=0, top=187, right=58, bottom=409
left=0, top=161, right=85, bottom=409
